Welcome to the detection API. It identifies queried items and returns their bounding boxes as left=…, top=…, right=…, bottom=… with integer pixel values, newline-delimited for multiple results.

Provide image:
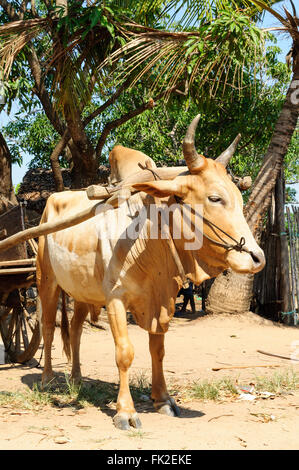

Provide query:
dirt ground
left=0, top=307, right=299, bottom=451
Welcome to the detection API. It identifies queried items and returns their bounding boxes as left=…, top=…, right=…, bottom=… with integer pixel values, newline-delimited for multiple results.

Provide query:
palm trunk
left=245, top=63, right=299, bottom=237
left=251, top=169, right=290, bottom=322
left=206, top=54, right=299, bottom=316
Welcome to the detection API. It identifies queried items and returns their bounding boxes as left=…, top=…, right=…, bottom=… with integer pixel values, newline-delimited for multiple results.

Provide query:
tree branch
left=0, top=1, right=65, bottom=135
left=26, top=45, right=66, bottom=135
left=30, top=0, right=37, bottom=17
left=95, top=86, right=177, bottom=158
left=83, top=76, right=133, bottom=127
left=50, top=129, right=71, bottom=191
left=19, top=1, right=28, bottom=19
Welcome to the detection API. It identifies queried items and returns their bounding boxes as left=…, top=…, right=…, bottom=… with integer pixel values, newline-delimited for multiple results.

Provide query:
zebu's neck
left=103, top=192, right=183, bottom=333
left=142, top=193, right=224, bottom=287
left=97, top=191, right=222, bottom=333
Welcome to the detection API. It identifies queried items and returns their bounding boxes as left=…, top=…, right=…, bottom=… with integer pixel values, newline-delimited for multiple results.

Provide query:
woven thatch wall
left=17, top=166, right=110, bottom=214
left=0, top=205, right=27, bottom=261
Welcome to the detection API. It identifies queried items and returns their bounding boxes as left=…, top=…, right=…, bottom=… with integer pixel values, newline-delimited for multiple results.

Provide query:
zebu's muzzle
left=226, top=244, right=265, bottom=274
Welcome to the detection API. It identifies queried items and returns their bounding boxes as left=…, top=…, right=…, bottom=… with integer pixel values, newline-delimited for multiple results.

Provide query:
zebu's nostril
left=250, top=250, right=265, bottom=270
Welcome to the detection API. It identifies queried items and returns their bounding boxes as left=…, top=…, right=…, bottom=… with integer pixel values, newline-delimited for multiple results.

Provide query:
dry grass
left=173, top=369, right=299, bottom=402
left=0, top=369, right=298, bottom=412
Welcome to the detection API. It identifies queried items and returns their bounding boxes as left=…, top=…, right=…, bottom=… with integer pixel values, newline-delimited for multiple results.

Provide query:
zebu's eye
left=208, top=195, right=223, bottom=203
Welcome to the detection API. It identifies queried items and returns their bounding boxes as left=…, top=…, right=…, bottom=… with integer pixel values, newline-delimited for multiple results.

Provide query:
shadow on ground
left=174, top=303, right=207, bottom=321
left=18, top=371, right=205, bottom=421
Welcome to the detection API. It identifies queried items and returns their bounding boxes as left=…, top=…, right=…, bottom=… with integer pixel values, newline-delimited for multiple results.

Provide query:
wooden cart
left=0, top=203, right=41, bottom=363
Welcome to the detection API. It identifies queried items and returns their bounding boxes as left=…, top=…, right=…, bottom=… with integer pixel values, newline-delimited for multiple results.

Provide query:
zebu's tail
left=60, top=290, right=71, bottom=362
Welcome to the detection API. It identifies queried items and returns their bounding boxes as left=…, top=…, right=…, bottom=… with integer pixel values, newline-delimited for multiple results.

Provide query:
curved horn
left=216, top=134, right=241, bottom=167
left=182, top=114, right=206, bottom=173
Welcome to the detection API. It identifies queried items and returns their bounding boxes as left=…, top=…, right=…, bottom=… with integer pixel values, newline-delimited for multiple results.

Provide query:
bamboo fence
left=285, top=205, right=299, bottom=325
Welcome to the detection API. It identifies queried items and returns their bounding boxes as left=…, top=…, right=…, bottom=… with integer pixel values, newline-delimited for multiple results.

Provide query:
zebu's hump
left=45, top=190, right=94, bottom=220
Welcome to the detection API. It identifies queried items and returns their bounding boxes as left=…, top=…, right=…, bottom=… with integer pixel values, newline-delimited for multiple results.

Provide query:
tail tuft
left=60, top=291, right=71, bottom=362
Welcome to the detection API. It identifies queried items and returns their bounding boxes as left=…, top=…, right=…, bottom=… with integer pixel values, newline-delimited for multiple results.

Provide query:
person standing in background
left=176, top=282, right=196, bottom=317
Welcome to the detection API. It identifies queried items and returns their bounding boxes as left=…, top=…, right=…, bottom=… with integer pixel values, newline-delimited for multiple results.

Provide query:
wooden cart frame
left=0, top=204, right=41, bottom=364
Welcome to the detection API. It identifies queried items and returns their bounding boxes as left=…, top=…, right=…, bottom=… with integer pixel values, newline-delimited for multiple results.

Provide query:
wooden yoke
left=0, top=167, right=187, bottom=253
left=86, top=166, right=188, bottom=200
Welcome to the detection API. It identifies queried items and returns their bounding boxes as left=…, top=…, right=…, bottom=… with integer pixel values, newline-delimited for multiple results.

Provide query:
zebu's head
left=132, top=115, right=265, bottom=276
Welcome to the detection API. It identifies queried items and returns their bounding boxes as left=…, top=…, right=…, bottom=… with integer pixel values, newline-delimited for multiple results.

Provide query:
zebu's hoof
left=113, top=412, right=142, bottom=430
left=113, top=414, right=130, bottom=431
left=154, top=397, right=181, bottom=417
left=129, top=413, right=142, bottom=429
left=41, top=372, right=55, bottom=388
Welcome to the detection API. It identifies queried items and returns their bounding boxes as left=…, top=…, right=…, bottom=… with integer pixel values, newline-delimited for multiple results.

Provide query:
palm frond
left=249, top=0, right=289, bottom=25
left=97, top=9, right=266, bottom=101
left=0, top=17, right=49, bottom=77
left=0, top=0, right=294, bottom=117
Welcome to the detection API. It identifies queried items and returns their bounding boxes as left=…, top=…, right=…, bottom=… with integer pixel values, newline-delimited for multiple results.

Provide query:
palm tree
left=206, top=1, right=299, bottom=315
left=0, top=0, right=277, bottom=189
left=0, top=2, right=295, bottom=310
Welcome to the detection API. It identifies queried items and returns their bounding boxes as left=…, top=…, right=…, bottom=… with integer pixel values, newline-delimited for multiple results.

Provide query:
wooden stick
left=257, top=349, right=299, bottom=362
left=87, top=186, right=132, bottom=201
left=86, top=185, right=115, bottom=200
left=0, top=258, right=36, bottom=267
left=212, top=364, right=281, bottom=371
left=0, top=166, right=187, bottom=251
left=0, top=194, right=120, bottom=253
left=27, top=238, right=38, bottom=255
left=0, top=267, right=37, bottom=275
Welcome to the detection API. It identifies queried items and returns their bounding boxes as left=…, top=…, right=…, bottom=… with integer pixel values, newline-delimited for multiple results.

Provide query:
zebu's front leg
left=38, top=278, right=61, bottom=386
left=149, top=333, right=180, bottom=417
left=107, top=298, right=142, bottom=430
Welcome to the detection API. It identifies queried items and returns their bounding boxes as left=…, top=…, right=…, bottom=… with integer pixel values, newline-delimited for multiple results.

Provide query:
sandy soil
left=0, top=309, right=299, bottom=450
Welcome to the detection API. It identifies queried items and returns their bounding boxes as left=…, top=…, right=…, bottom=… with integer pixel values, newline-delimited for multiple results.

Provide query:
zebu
left=36, top=116, right=265, bottom=430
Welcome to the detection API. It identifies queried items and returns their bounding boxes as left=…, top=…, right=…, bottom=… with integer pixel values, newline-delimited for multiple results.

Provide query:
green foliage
left=285, top=128, right=299, bottom=185
left=0, top=0, right=297, bottom=195
left=4, top=112, right=67, bottom=169
left=14, top=183, right=20, bottom=194
left=4, top=34, right=297, bottom=191
left=111, top=93, right=199, bottom=165
left=111, top=40, right=296, bottom=186
left=285, top=186, right=297, bottom=204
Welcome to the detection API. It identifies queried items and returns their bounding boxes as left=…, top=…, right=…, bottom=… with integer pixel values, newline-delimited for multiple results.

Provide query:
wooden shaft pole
left=0, top=195, right=120, bottom=253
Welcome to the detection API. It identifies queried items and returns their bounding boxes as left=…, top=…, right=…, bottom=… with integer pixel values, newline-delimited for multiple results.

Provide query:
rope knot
left=234, top=237, right=246, bottom=252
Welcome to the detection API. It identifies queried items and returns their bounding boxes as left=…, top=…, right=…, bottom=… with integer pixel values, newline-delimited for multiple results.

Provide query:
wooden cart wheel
left=0, top=287, right=41, bottom=363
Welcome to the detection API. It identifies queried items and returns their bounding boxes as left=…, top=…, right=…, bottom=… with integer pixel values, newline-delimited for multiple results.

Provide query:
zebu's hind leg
left=149, top=333, right=180, bottom=417
left=107, top=298, right=141, bottom=430
left=70, top=301, right=89, bottom=384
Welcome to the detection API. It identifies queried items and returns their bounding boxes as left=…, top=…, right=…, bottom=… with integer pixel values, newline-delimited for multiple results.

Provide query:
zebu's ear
left=132, top=180, right=184, bottom=198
